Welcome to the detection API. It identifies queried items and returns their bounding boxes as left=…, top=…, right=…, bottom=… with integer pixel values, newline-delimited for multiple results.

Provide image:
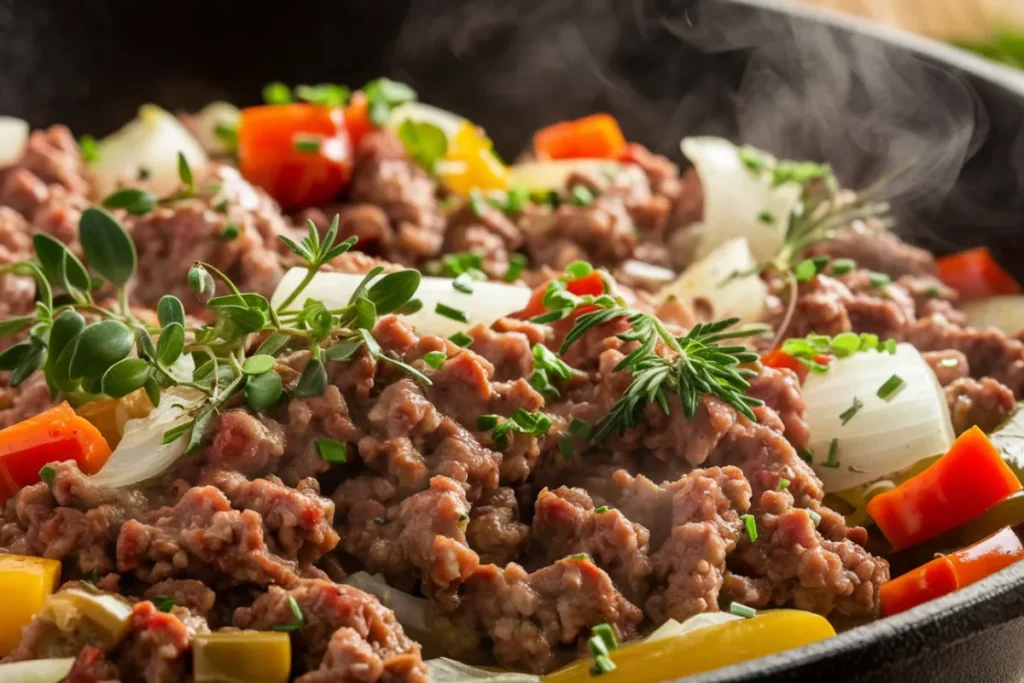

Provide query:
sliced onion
left=88, top=387, right=204, bottom=488
left=387, top=102, right=465, bottom=138
left=91, top=104, right=208, bottom=198
left=189, top=101, right=241, bottom=156
left=0, top=116, right=29, bottom=167
left=0, top=659, right=76, bottom=683
left=507, top=159, right=631, bottom=192
left=270, top=268, right=531, bottom=338
left=802, top=343, right=955, bottom=492
left=425, top=658, right=540, bottom=683
left=645, top=612, right=741, bottom=643
left=620, top=259, right=676, bottom=284
left=959, top=296, right=1024, bottom=335
left=681, top=137, right=802, bottom=264
left=655, top=237, right=767, bottom=322
left=343, top=571, right=429, bottom=634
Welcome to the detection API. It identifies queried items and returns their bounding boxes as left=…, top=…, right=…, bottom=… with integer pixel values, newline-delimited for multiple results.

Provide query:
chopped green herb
left=830, top=258, right=856, bottom=276
left=758, top=211, right=775, bottom=224
left=729, top=602, right=757, bottom=619
left=423, top=351, right=447, bottom=369
left=452, top=272, right=474, bottom=294
left=214, top=122, right=238, bottom=152
left=362, top=78, right=417, bottom=126
left=569, top=418, right=592, bottom=439
left=565, top=260, right=594, bottom=280
left=504, top=253, right=527, bottom=282
left=839, top=396, right=863, bottom=425
left=39, top=465, right=56, bottom=485
left=881, top=338, right=897, bottom=354
left=397, top=119, right=448, bottom=173
left=270, top=596, right=305, bottom=632
left=740, top=513, right=758, bottom=543
left=294, top=83, right=351, bottom=106
left=807, top=509, right=822, bottom=526
left=505, top=186, right=529, bottom=213
left=79, top=135, right=99, bottom=164
left=153, top=596, right=176, bottom=612
left=435, top=302, right=468, bottom=323
left=877, top=374, right=905, bottom=401
left=449, top=331, right=473, bottom=347
left=588, top=624, right=618, bottom=676
left=591, top=623, right=618, bottom=652
left=468, top=190, right=487, bottom=217
left=530, top=189, right=560, bottom=208
left=823, top=438, right=840, bottom=468
left=219, top=223, right=240, bottom=241
left=477, top=414, right=500, bottom=430
left=777, top=477, right=790, bottom=491
left=315, top=437, right=348, bottom=463
left=794, top=258, right=820, bottom=282
left=868, top=271, right=891, bottom=289
left=570, top=185, right=596, bottom=207
left=294, top=136, right=321, bottom=153
left=923, top=285, right=941, bottom=299
left=559, top=432, right=574, bottom=461
left=595, top=506, right=609, bottom=514
left=262, top=81, right=293, bottom=105
left=457, top=513, right=469, bottom=523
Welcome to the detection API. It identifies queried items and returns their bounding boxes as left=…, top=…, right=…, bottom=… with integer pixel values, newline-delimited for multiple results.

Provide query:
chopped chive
left=868, top=271, right=891, bottom=289
left=881, top=338, right=897, bottom=354
left=591, top=623, right=618, bottom=652
left=595, top=505, right=609, bottom=514
left=452, top=272, right=474, bottom=294
left=262, top=81, right=293, bottom=104
left=923, top=285, right=940, bottom=299
left=740, top=513, right=758, bottom=543
left=757, top=211, right=775, bottom=224
left=807, top=509, right=822, bottom=526
left=294, top=137, right=321, bottom=153
left=504, top=253, right=527, bottom=282
left=798, top=448, right=813, bottom=464
left=938, top=357, right=959, bottom=368
left=823, top=438, right=840, bottom=468
left=457, top=513, right=469, bottom=523
left=219, top=223, right=240, bottom=241
left=79, top=134, right=99, bottom=164
left=559, top=432, right=574, bottom=461
left=315, top=437, right=348, bottom=463
left=39, top=465, right=56, bottom=485
left=877, top=374, right=905, bottom=401
left=839, top=396, right=863, bottom=425
left=270, top=596, right=305, bottom=632
left=468, top=190, right=487, bottom=217
left=477, top=414, right=500, bottom=430
left=777, top=477, right=790, bottom=491
left=570, top=185, right=596, bottom=206
left=729, top=602, right=757, bottom=619
left=448, top=331, right=473, bottom=347
left=830, top=258, right=856, bottom=275
left=569, top=418, right=592, bottom=439
left=435, top=302, right=468, bottom=323
left=153, top=596, right=176, bottom=612
left=794, top=258, right=819, bottom=282
left=423, top=351, right=446, bottom=369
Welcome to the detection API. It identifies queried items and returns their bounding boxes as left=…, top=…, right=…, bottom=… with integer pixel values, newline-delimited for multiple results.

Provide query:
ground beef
left=64, top=646, right=121, bottom=683
left=233, top=580, right=426, bottom=682
left=0, top=371, right=58, bottom=429
left=466, top=487, right=529, bottom=566
left=123, top=164, right=302, bottom=311
left=778, top=271, right=916, bottom=341
left=746, top=365, right=810, bottom=450
left=923, top=349, right=970, bottom=386
left=442, top=557, right=643, bottom=674
left=523, top=197, right=637, bottom=271
left=808, top=222, right=937, bottom=277
left=0, top=206, right=36, bottom=318
left=349, top=131, right=444, bottom=262
left=945, top=377, right=1016, bottom=434
left=143, top=580, right=216, bottom=617
left=442, top=203, right=523, bottom=278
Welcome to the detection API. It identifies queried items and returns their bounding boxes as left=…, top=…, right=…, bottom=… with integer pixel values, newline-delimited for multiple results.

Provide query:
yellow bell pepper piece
left=442, top=121, right=509, bottom=196
left=39, top=587, right=133, bottom=651
left=543, top=610, right=835, bottom=683
left=193, top=631, right=292, bottom=683
left=76, top=389, right=154, bottom=449
left=0, top=555, right=61, bottom=656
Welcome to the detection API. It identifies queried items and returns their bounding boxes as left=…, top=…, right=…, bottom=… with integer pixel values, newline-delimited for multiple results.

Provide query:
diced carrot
left=881, top=554, right=958, bottom=616
left=867, top=427, right=1022, bottom=550
left=0, top=402, right=112, bottom=501
left=238, top=104, right=352, bottom=209
left=533, top=114, right=627, bottom=161
left=936, top=247, right=1021, bottom=301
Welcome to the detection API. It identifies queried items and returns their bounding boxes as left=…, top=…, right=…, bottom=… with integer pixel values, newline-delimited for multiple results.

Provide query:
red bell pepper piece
left=0, top=402, right=112, bottom=501
left=512, top=271, right=607, bottom=320
left=867, top=426, right=1022, bottom=550
left=881, top=526, right=1024, bottom=615
left=238, top=104, right=352, bottom=210
left=760, top=348, right=831, bottom=383
left=533, top=114, right=627, bottom=161
left=936, top=247, right=1021, bottom=301
left=343, top=92, right=375, bottom=150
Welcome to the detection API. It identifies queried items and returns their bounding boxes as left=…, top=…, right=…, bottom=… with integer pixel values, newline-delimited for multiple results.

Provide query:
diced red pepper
left=0, top=402, right=112, bottom=501
left=512, top=271, right=607, bottom=321
left=343, top=92, right=375, bottom=150
left=238, top=104, right=352, bottom=210
left=867, top=427, right=1022, bottom=550
left=936, top=247, right=1021, bottom=301
left=760, top=348, right=831, bottom=383
left=533, top=114, right=627, bottom=161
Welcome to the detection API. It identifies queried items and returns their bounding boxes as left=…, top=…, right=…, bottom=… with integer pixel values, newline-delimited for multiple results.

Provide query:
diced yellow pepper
left=76, top=389, right=154, bottom=449
left=193, top=631, right=292, bottom=683
left=0, top=554, right=61, bottom=656
left=542, top=610, right=836, bottom=683
left=39, top=588, right=133, bottom=651
left=442, top=121, right=509, bottom=196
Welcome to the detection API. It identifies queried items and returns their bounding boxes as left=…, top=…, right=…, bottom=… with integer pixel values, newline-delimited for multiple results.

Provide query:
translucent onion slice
left=425, top=659, right=540, bottom=683
left=681, top=137, right=803, bottom=264
left=802, top=343, right=955, bottom=492
left=0, top=659, right=76, bottom=683
left=959, top=296, right=1024, bottom=335
left=189, top=101, right=241, bottom=156
left=0, top=116, right=29, bottom=167
left=645, top=612, right=740, bottom=642
left=91, top=104, right=208, bottom=198
left=88, top=387, right=204, bottom=488
left=342, top=571, right=429, bottom=634
left=507, top=159, right=631, bottom=192
left=270, top=268, right=531, bottom=338
left=655, top=237, right=767, bottom=322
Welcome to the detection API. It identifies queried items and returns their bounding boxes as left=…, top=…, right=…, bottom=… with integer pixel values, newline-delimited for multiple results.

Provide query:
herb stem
left=276, top=267, right=319, bottom=312
left=770, top=270, right=799, bottom=349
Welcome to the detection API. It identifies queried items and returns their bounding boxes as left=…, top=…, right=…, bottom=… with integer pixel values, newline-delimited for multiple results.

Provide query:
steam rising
left=388, top=0, right=1021, bottom=247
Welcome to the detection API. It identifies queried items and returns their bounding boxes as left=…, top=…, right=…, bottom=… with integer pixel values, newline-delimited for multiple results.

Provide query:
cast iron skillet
left=2, top=0, right=1024, bottom=680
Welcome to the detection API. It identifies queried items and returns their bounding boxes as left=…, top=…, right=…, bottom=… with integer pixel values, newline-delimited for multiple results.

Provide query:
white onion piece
left=343, top=572, right=429, bottom=634
left=388, top=102, right=465, bottom=138
left=802, top=343, right=955, bottom=492
left=426, top=658, right=540, bottom=683
left=507, top=159, right=630, bottom=192
left=681, top=137, right=803, bottom=264
left=960, top=296, right=1024, bottom=335
left=655, top=237, right=767, bottom=322
left=88, top=387, right=204, bottom=488
left=0, top=659, right=76, bottom=683
left=0, top=116, right=29, bottom=167
left=645, top=612, right=741, bottom=643
left=189, top=101, right=241, bottom=156
left=270, top=268, right=531, bottom=338
left=620, top=259, right=676, bottom=284
left=92, top=104, right=208, bottom=198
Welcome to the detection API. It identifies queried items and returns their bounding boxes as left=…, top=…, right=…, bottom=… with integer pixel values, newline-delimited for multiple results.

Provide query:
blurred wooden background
left=800, top=0, right=1024, bottom=41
